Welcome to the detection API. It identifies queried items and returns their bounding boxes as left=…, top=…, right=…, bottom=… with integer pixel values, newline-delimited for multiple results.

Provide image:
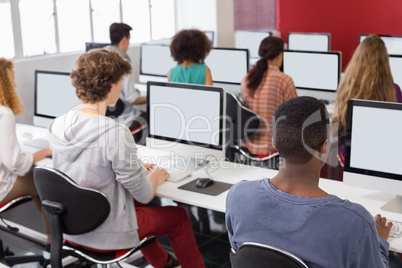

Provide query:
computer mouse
left=195, top=178, right=214, bottom=188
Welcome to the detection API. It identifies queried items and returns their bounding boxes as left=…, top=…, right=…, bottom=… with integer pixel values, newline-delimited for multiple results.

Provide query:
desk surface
left=17, top=123, right=402, bottom=252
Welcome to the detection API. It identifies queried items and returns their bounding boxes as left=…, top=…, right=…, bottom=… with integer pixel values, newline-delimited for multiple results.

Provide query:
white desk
left=17, top=123, right=402, bottom=252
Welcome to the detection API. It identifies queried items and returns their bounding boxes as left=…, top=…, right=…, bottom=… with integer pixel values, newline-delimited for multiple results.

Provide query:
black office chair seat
left=33, top=166, right=156, bottom=268
left=63, top=236, right=155, bottom=264
left=230, top=242, right=309, bottom=268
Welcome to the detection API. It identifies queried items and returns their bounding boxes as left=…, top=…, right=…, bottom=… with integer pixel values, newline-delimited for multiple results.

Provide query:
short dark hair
left=71, top=49, right=132, bottom=103
left=170, top=29, right=212, bottom=64
left=109, top=23, right=132, bottom=45
left=273, top=96, right=328, bottom=164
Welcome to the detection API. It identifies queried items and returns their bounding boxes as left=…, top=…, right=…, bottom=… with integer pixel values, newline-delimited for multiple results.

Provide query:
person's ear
left=318, top=139, right=328, bottom=158
left=272, top=137, right=278, bottom=151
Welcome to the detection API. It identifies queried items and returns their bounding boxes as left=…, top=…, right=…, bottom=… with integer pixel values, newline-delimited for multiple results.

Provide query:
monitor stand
left=381, top=195, right=402, bottom=213
left=169, top=155, right=207, bottom=172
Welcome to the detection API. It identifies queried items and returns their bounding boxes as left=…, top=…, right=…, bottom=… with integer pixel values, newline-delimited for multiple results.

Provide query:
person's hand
left=44, top=148, right=52, bottom=157
left=147, top=167, right=169, bottom=185
left=143, top=163, right=156, bottom=171
left=374, top=214, right=393, bottom=241
left=33, top=148, right=52, bottom=163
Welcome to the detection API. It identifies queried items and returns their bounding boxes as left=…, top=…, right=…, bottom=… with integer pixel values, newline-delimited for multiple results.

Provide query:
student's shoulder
left=0, top=105, right=13, bottom=116
left=0, top=106, right=15, bottom=125
left=228, top=179, right=264, bottom=197
left=327, top=195, right=375, bottom=226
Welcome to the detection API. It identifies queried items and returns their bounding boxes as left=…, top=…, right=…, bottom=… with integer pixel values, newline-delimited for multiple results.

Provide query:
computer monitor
left=389, top=55, right=402, bottom=88
left=146, top=81, right=226, bottom=164
left=204, top=48, right=249, bottom=95
left=85, top=42, right=109, bottom=52
left=234, top=30, right=271, bottom=65
left=282, top=50, right=341, bottom=102
left=34, top=70, right=80, bottom=128
left=287, top=32, right=330, bottom=52
left=359, top=34, right=402, bottom=55
left=344, top=99, right=402, bottom=213
left=204, top=31, right=214, bottom=45
left=139, top=44, right=175, bottom=83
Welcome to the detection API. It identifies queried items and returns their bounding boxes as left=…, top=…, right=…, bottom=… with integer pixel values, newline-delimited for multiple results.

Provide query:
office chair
left=230, top=242, right=309, bottom=268
left=105, top=98, right=125, bottom=118
left=226, top=92, right=279, bottom=168
left=0, top=196, right=47, bottom=267
left=106, top=98, right=148, bottom=145
left=33, top=166, right=156, bottom=268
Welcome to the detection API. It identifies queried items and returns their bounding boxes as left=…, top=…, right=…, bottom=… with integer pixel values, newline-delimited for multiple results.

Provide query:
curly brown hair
left=0, top=58, right=24, bottom=115
left=170, top=29, right=212, bottom=64
left=71, top=49, right=132, bottom=103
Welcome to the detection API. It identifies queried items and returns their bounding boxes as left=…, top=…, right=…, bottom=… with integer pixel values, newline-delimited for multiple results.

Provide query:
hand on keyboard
left=147, top=167, right=169, bottom=185
left=374, top=214, right=399, bottom=240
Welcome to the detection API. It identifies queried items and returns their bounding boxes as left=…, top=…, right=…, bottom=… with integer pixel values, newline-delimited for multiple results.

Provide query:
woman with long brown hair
left=241, top=36, right=297, bottom=155
left=333, top=35, right=402, bottom=157
left=0, top=58, right=52, bottom=244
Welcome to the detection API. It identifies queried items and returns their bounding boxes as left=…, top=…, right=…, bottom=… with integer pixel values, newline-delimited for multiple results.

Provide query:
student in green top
left=168, top=29, right=213, bottom=85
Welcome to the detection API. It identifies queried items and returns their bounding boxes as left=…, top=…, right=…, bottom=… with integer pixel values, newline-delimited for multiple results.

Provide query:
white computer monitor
left=204, top=48, right=249, bottom=95
left=139, top=44, right=175, bottom=83
left=34, top=70, right=80, bottom=128
left=234, top=30, right=271, bottom=65
left=359, top=34, right=402, bottom=55
left=146, top=81, right=226, bottom=164
left=343, top=99, right=402, bottom=213
left=283, top=50, right=341, bottom=102
left=287, top=32, right=330, bottom=52
left=389, top=55, right=402, bottom=88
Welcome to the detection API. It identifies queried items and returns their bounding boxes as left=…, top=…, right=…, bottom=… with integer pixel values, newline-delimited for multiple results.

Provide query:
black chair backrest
left=33, top=167, right=110, bottom=235
left=105, top=98, right=125, bottom=118
left=230, top=242, right=308, bottom=268
left=226, top=92, right=260, bottom=142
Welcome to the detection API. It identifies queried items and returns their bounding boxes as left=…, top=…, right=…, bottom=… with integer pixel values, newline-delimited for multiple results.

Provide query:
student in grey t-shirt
left=226, top=96, right=392, bottom=268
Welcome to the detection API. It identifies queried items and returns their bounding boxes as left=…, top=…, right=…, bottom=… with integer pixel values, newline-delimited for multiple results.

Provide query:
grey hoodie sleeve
left=107, top=125, right=153, bottom=204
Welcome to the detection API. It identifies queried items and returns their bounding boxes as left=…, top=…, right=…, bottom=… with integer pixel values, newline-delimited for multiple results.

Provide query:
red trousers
left=135, top=204, right=205, bottom=268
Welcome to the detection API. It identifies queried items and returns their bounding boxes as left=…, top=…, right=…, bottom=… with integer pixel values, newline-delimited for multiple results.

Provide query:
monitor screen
left=283, top=50, right=341, bottom=92
left=204, top=48, right=249, bottom=85
left=147, top=81, right=226, bottom=160
left=85, top=42, right=109, bottom=52
left=344, top=99, right=402, bottom=212
left=389, top=55, right=402, bottom=88
left=287, top=32, right=330, bottom=52
left=359, top=34, right=402, bottom=55
left=234, top=30, right=271, bottom=59
left=34, top=70, right=80, bottom=127
left=140, top=44, right=176, bottom=77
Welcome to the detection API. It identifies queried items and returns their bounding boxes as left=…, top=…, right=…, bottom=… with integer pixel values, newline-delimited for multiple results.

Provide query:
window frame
left=9, top=0, right=177, bottom=59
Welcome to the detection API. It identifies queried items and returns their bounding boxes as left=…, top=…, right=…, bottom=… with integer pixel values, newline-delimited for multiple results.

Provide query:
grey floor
left=0, top=199, right=231, bottom=268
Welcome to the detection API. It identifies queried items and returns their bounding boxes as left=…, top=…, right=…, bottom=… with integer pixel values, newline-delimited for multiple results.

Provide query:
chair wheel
left=4, top=247, right=14, bottom=256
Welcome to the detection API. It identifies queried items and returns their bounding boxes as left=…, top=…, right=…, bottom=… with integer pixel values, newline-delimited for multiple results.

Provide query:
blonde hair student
left=334, top=34, right=402, bottom=136
left=0, top=58, right=52, bottom=245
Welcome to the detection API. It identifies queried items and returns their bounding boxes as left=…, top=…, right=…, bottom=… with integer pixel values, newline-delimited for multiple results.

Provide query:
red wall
left=277, top=0, right=402, bottom=70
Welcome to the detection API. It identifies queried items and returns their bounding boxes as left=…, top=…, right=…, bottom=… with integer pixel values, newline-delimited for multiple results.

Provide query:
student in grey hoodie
left=48, top=49, right=206, bottom=268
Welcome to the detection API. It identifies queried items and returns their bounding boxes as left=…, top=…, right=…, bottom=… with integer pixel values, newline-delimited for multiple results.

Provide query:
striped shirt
left=241, top=65, right=297, bottom=155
